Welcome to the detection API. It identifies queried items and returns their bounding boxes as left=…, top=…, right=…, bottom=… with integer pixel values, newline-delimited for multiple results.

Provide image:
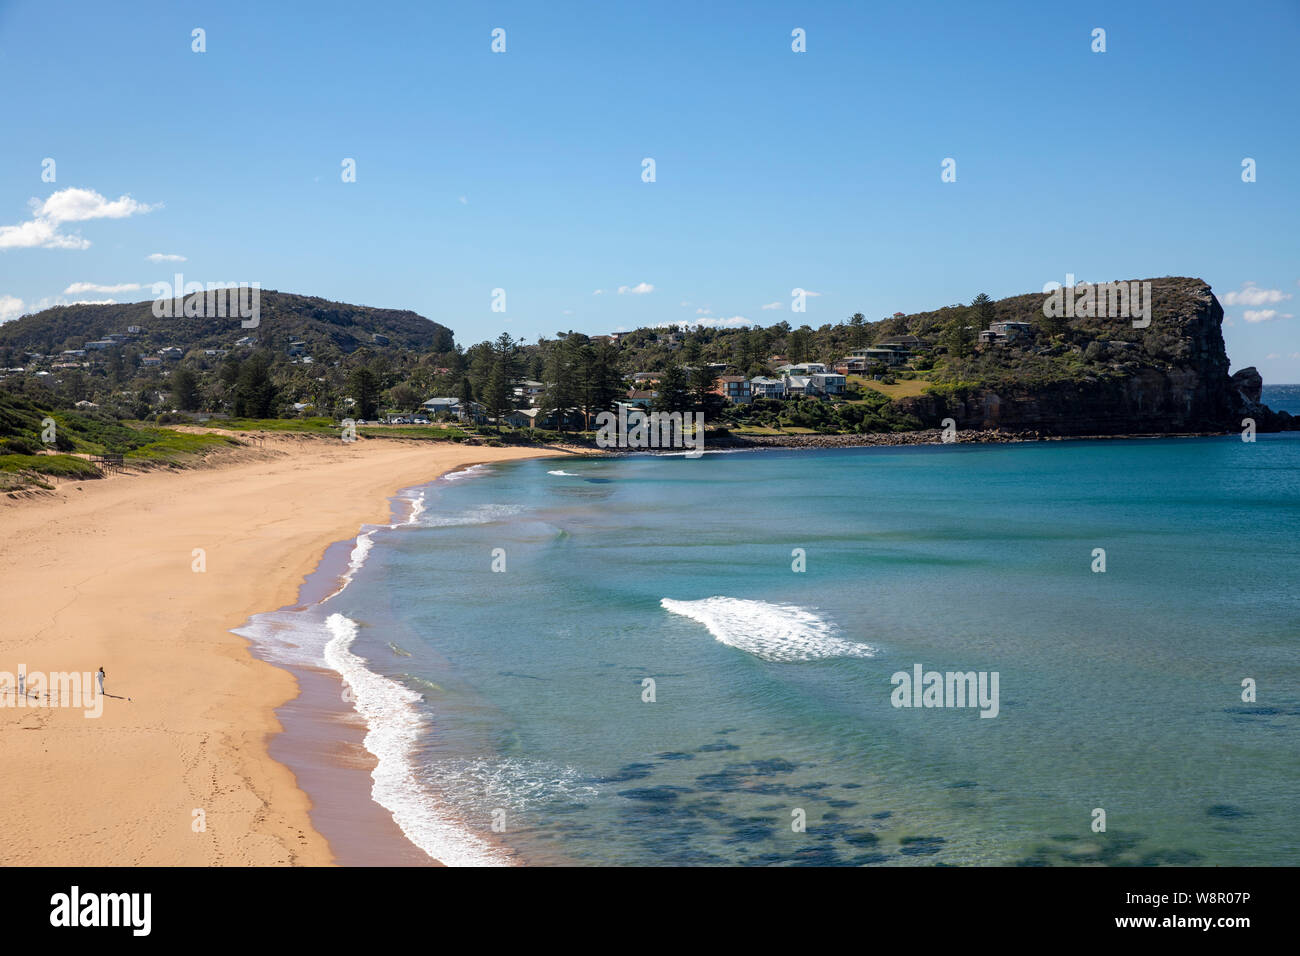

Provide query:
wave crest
left=661, top=597, right=874, bottom=662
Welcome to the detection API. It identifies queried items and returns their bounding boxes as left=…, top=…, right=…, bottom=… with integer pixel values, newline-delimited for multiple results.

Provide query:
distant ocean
left=241, top=433, right=1300, bottom=866
left=1262, top=383, right=1300, bottom=416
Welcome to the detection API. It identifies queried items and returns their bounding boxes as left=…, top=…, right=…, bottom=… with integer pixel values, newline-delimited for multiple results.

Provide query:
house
left=372, top=333, right=390, bottom=346
left=287, top=341, right=309, bottom=357
left=235, top=335, right=257, bottom=347
left=811, top=372, right=846, bottom=396
left=749, top=376, right=788, bottom=400
left=503, top=408, right=538, bottom=428
left=106, top=333, right=130, bottom=342
left=857, top=347, right=909, bottom=367
left=785, top=375, right=815, bottom=397
left=878, top=335, right=923, bottom=350
left=127, top=326, right=143, bottom=335
left=204, top=348, right=228, bottom=358
left=512, top=380, right=546, bottom=405
left=141, top=356, right=162, bottom=367
left=631, top=372, right=659, bottom=385
left=979, top=321, right=1034, bottom=345
left=505, top=406, right=584, bottom=429
left=777, top=362, right=828, bottom=375
left=86, top=340, right=115, bottom=350
left=420, top=397, right=487, bottom=424
left=624, top=388, right=656, bottom=408
left=714, top=375, right=751, bottom=404
left=834, top=357, right=868, bottom=375
left=159, top=347, right=183, bottom=360
left=74, top=400, right=98, bottom=409
left=62, top=349, right=87, bottom=358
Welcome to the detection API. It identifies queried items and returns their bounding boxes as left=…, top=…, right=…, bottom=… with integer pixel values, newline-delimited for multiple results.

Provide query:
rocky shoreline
left=706, top=428, right=1234, bottom=450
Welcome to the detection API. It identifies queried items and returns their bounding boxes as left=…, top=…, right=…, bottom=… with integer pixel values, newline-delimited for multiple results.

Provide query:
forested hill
left=0, top=290, right=454, bottom=360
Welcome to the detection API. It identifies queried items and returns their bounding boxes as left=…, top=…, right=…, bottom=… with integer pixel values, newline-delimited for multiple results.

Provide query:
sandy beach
left=0, top=433, right=564, bottom=866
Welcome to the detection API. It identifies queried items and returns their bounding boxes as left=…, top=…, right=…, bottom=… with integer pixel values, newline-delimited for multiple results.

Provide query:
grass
left=203, top=417, right=339, bottom=434
left=849, top=374, right=933, bottom=399
left=123, top=429, right=241, bottom=461
left=0, top=453, right=103, bottom=481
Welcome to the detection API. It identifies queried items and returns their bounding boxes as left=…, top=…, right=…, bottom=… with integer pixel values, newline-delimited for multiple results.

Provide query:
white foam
left=442, top=463, right=489, bottom=482
left=320, top=529, right=376, bottom=603
left=417, top=503, right=524, bottom=527
left=661, top=596, right=874, bottom=662
left=547, top=469, right=579, bottom=476
left=323, top=613, right=510, bottom=866
left=403, top=488, right=427, bottom=525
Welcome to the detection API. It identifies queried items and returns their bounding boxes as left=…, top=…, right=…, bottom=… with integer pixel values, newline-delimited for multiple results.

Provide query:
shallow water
left=276, top=436, right=1300, bottom=866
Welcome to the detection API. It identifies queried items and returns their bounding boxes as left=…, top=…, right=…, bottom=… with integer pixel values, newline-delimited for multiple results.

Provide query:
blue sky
left=1, top=0, right=1297, bottom=379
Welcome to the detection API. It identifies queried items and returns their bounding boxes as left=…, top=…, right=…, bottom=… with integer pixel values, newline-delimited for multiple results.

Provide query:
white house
left=749, top=376, right=788, bottom=399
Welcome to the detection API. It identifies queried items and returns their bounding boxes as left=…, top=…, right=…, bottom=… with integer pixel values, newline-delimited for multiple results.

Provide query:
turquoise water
left=329, top=435, right=1299, bottom=866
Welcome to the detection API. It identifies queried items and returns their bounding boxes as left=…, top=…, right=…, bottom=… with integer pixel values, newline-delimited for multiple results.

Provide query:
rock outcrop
left=895, top=278, right=1295, bottom=435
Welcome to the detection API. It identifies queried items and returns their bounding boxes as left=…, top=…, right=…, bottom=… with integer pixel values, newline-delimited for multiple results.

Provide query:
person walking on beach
left=97, top=667, right=105, bottom=696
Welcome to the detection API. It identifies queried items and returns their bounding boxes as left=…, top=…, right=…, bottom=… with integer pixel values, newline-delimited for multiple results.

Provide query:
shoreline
left=0, top=434, right=571, bottom=866
left=243, top=470, right=531, bottom=866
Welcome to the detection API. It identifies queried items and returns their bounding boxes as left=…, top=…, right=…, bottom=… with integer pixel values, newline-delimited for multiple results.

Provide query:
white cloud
left=618, top=282, right=654, bottom=295
left=1, top=187, right=157, bottom=251
left=0, top=218, right=90, bottom=250
left=63, top=281, right=142, bottom=295
left=147, top=252, right=186, bottom=263
left=695, top=307, right=712, bottom=315
left=1266, top=353, right=1280, bottom=360
left=0, top=294, right=25, bottom=323
left=761, top=301, right=783, bottom=310
left=1220, top=282, right=1292, bottom=307
left=1243, top=309, right=1292, bottom=323
left=1290, top=352, right=1300, bottom=360
left=36, top=188, right=157, bottom=223
left=458, top=196, right=468, bottom=205
left=592, top=289, right=605, bottom=295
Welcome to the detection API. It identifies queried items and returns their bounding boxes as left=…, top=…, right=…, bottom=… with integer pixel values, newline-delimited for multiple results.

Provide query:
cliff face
left=898, top=278, right=1295, bottom=435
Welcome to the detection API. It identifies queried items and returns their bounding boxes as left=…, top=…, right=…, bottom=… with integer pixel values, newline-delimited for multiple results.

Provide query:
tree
left=971, top=292, right=996, bottom=329
left=787, top=326, right=813, bottom=363
left=481, top=333, right=522, bottom=428
left=573, top=341, right=623, bottom=428
left=652, top=365, right=691, bottom=413
left=689, top=364, right=720, bottom=417
left=387, top=382, right=420, bottom=412
left=539, top=338, right=578, bottom=431
left=347, top=366, right=381, bottom=420
left=171, top=367, right=202, bottom=411
left=234, top=352, right=277, bottom=418
left=941, top=311, right=976, bottom=361
left=848, top=313, right=869, bottom=348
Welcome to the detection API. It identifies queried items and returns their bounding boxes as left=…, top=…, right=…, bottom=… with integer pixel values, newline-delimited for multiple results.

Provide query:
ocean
left=240, top=429, right=1300, bottom=866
